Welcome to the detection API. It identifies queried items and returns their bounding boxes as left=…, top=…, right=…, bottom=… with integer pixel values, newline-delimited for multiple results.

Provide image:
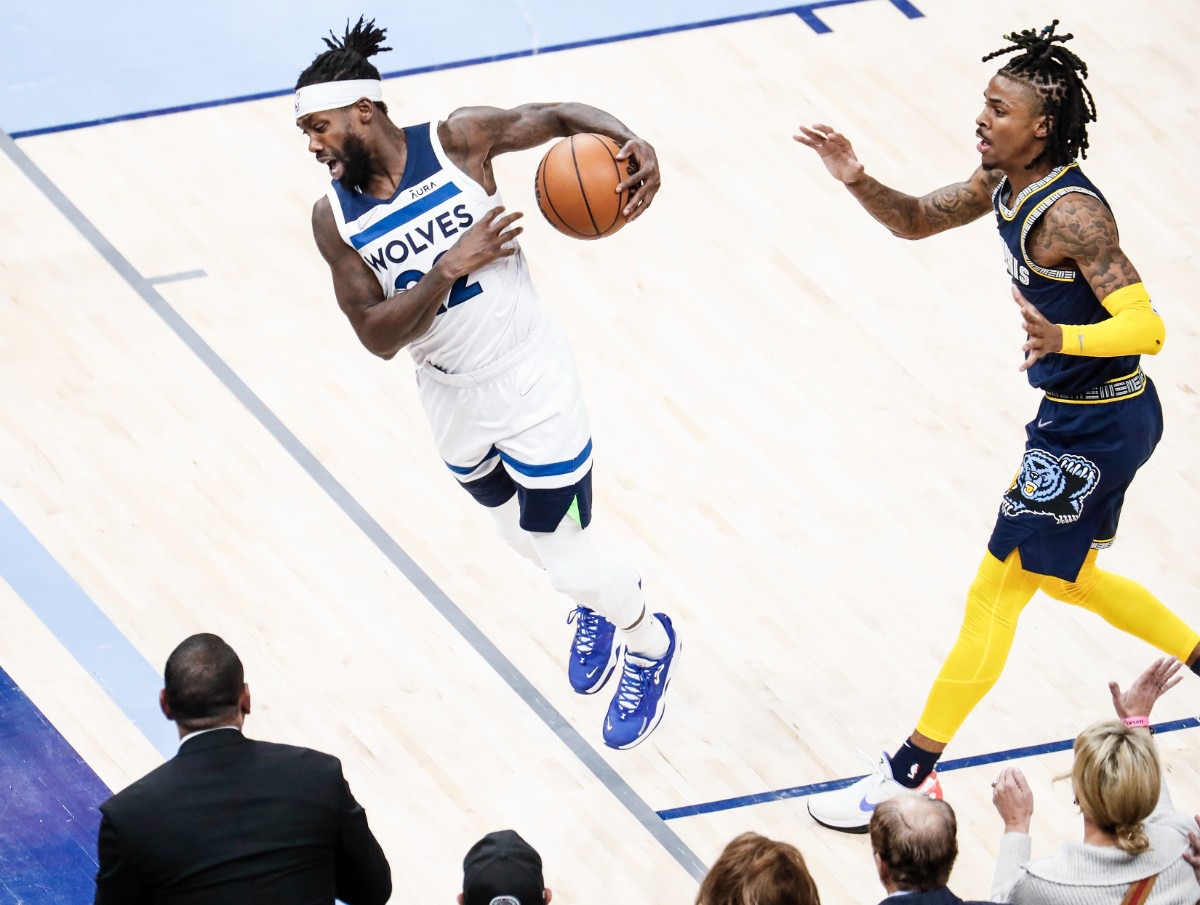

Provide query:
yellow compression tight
left=915, top=550, right=1041, bottom=745
left=915, top=548, right=1200, bottom=745
left=1040, top=548, right=1200, bottom=663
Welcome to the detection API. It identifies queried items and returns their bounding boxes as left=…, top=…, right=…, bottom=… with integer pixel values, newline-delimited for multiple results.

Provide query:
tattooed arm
left=1018, top=193, right=1163, bottom=364
left=846, top=168, right=997, bottom=239
left=794, top=124, right=999, bottom=239
left=1026, top=192, right=1141, bottom=298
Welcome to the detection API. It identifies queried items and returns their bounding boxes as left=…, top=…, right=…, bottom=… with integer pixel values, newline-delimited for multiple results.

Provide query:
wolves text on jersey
left=363, top=203, right=475, bottom=272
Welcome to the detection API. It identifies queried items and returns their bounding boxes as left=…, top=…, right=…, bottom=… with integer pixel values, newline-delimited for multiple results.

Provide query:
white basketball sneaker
left=807, top=752, right=943, bottom=833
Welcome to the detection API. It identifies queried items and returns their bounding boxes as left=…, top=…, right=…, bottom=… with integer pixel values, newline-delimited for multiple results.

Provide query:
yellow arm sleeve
left=1058, top=282, right=1165, bottom=357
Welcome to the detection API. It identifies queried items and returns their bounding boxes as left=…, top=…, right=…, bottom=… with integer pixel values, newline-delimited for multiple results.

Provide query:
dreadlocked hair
left=296, top=16, right=392, bottom=112
left=981, top=20, right=1096, bottom=168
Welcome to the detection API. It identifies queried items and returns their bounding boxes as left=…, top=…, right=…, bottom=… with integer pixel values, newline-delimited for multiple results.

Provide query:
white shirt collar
left=178, top=724, right=241, bottom=752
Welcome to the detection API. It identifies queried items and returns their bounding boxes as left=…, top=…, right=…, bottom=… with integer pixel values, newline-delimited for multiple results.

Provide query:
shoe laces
left=856, top=750, right=883, bottom=772
left=854, top=750, right=893, bottom=786
left=613, top=656, right=654, bottom=714
left=567, top=606, right=600, bottom=656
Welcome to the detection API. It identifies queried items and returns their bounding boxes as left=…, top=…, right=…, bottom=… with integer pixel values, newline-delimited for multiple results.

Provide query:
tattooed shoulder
left=1033, top=192, right=1139, bottom=295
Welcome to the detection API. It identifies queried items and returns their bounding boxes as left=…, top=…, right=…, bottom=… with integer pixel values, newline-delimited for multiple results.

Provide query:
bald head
left=869, top=796, right=958, bottom=892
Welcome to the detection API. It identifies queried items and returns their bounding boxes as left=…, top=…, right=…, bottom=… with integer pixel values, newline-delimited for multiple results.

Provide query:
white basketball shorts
left=415, top=318, right=594, bottom=531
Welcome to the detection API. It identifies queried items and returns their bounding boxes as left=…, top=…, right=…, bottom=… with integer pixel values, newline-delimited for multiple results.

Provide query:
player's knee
left=543, top=556, right=604, bottom=604
left=1042, top=576, right=1094, bottom=606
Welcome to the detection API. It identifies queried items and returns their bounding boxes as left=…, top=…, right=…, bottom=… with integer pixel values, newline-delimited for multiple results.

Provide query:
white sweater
left=990, top=785, right=1200, bottom=905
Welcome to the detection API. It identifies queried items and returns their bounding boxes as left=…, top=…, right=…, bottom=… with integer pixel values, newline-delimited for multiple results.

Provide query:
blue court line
left=657, top=716, right=1200, bottom=820
left=0, top=501, right=179, bottom=760
left=147, top=269, right=208, bottom=286
left=798, top=0, right=923, bottom=34
left=0, top=127, right=706, bottom=882
left=7, top=0, right=921, bottom=140
left=889, top=0, right=924, bottom=17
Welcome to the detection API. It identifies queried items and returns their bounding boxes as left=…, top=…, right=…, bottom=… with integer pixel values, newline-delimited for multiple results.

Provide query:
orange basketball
left=534, top=133, right=633, bottom=239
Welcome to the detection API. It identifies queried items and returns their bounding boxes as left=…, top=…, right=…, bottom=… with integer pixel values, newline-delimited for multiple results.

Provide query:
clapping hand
left=992, top=766, right=1034, bottom=834
left=1110, top=657, right=1183, bottom=721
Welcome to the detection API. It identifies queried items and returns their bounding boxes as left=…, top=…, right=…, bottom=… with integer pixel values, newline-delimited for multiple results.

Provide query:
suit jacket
left=94, top=729, right=391, bottom=905
left=879, top=886, right=1005, bottom=905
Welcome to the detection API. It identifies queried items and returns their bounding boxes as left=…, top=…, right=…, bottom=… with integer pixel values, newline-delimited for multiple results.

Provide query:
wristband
left=1122, top=715, right=1150, bottom=729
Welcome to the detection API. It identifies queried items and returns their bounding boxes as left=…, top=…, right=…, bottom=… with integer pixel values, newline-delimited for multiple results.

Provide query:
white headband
left=294, top=79, right=383, bottom=118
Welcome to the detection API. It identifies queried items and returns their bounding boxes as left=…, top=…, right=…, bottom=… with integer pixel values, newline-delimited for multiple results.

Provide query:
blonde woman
left=990, top=658, right=1200, bottom=904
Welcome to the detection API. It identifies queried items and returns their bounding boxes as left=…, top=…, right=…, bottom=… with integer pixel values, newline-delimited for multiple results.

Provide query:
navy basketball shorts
left=987, top=374, right=1162, bottom=582
left=415, top=318, right=594, bottom=533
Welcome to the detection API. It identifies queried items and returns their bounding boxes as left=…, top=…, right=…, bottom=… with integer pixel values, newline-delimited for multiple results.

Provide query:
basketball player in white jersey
left=294, top=17, right=680, bottom=749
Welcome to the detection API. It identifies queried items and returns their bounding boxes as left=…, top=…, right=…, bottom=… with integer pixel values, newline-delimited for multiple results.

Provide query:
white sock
left=622, top=607, right=668, bottom=660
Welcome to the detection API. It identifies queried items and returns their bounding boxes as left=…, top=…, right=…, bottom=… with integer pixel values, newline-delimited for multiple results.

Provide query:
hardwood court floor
left=2, top=0, right=1199, bottom=902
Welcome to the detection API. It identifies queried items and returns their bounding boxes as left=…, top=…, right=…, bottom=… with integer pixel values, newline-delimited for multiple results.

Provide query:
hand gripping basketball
left=536, top=134, right=652, bottom=239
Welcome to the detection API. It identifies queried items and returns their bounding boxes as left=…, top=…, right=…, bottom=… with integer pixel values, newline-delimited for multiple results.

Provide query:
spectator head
left=160, top=633, right=249, bottom=734
left=459, top=830, right=550, bottom=905
left=869, top=796, right=958, bottom=893
left=695, top=831, right=820, bottom=905
left=1072, top=720, right=1160, bottom=855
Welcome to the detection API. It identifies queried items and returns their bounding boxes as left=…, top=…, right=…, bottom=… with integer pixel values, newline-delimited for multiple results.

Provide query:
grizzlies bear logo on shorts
left=1000, top=448, right=1101, bottom=525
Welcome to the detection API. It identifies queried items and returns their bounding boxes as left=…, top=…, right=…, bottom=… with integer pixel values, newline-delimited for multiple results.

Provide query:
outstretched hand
left=1014, top=285, right=1063, bottom=371
left=1109, top=657, right=1183, bottom=721
left=793, top=124, right=865, bottom=186
left=614, top=138, right=660, bottom=221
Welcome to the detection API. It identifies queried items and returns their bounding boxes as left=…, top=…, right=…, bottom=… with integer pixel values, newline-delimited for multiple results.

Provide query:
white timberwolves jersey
left=325, top=121, right=544, bottom=373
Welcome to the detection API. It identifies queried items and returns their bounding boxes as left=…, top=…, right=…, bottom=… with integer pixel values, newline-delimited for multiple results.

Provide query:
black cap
left=462, top=830, right=544, bottom=905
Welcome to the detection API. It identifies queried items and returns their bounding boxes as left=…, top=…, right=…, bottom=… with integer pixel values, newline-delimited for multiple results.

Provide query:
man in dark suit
left=93, top=633, right=391, bottom=904
left=869, top=796, right=1000, bottom=905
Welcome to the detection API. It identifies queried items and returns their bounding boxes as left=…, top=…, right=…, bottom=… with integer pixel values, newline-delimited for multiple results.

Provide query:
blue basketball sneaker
left=602, top=613, right=680, bottom=750
left=567, top=606, right=623, bottom=694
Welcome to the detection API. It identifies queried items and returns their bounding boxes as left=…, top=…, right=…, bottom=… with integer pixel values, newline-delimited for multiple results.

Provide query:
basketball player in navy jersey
left=294, top=18, right=679, bottom=749
left=795, top=22, right=1200, bottom=830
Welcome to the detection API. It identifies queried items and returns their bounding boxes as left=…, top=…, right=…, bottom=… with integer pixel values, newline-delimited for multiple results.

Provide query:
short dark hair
left=163, top=633, right=244, bottom=729
left=296, top=15, right=392, bottom=115
left=870, top=797, right=958, bottom=891
left=696, top=832, right=821, bottom=905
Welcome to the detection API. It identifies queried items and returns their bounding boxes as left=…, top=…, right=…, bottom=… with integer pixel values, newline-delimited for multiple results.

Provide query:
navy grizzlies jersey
left=992, top=163, right=1139, bottom=394
left=326, top=122, right=543, bottom=373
